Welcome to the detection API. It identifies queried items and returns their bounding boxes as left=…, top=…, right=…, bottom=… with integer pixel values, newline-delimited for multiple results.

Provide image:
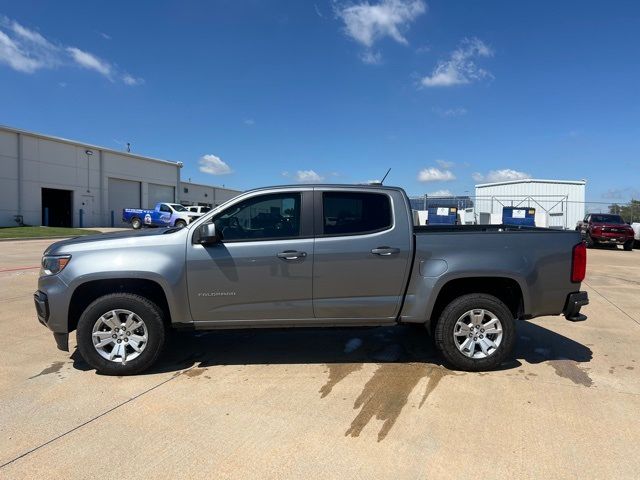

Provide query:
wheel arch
left=68, top=278, right=172, bottom=333
left=426, top=276, right=525, bottom=334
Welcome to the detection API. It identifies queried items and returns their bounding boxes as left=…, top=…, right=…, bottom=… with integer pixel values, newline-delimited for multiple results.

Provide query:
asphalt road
left=1, top=238, right=639, bottom=479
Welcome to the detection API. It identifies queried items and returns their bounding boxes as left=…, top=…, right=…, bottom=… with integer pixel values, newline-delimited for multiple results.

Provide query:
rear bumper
left=563, top=291, right=589, bottom=321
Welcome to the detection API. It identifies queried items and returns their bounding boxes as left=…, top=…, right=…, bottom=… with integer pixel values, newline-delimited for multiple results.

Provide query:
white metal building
left=180, top=181, right=240, bottom=208
left=474, top=179, right=587, bottom=229
left=0, top=125, right=240, bottom=228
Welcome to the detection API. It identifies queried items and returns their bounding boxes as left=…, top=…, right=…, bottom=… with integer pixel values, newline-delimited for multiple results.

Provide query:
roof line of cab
left=240, top=184, right=406, bottom=195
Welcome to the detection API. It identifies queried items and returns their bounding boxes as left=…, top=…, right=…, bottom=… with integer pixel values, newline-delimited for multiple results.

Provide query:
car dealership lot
left=1, top=239, right=639, bottom=479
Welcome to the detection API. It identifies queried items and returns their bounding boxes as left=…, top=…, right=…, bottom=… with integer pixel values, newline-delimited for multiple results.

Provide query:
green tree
left=608, top=200, right=640, bottom=222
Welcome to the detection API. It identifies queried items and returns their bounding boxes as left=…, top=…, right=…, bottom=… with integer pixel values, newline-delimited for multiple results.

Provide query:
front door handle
left=277, top=250, right=307, bottom=260
left=371, top=246, right=400, bottom=256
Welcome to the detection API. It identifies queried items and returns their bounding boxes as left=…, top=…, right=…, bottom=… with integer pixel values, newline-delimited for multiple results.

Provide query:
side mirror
left=199, top=223, right=220, bottom=245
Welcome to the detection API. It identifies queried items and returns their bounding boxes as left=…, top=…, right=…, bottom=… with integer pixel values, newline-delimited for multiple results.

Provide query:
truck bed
left=414, top=224, right=568, bottom=234
left=401, top=225, right=583, bottom=324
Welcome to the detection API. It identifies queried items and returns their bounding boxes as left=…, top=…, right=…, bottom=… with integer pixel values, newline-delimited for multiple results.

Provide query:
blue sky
left=1, top=0, right=639, bottom=202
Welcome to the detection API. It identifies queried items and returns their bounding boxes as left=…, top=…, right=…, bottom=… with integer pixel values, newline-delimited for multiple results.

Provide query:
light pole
left=85, top=150, right=93, bottom=192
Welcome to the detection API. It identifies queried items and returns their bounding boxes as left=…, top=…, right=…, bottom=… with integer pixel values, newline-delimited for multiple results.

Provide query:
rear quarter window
left=322, top=192, right=392, bottom=235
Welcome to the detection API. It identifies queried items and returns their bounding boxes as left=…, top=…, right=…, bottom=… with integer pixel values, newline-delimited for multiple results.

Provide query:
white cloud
left=243, top=119, right=255, bottom=126
left=0, top=17, right=59, bottom=73
left=66, top=47, right=112, bottom=77
left=472, top=169, right=531, bottom=183
left=199, top=154, right=232, bottom=175
left=314, top=4, right=324, bottom=18
left=99, top=32, right=112, bottom=40
left=122, top=73, right=144, bottom=86
left=336, top=0, right=426, bottom=63
left=0, top=16, right=141, bottom=85
left=433, top=106, right=468, bottom=117
left=295, top=170, right=324, bottom=183
left=428, top=189, right=453, bottom=197
left=421, top=37, right=493, bottom=87
left=435, top=159, right=455, bottom=169
left=418, top=167, right=456, bottom=182
left=360, top=50, right=383, bottom=65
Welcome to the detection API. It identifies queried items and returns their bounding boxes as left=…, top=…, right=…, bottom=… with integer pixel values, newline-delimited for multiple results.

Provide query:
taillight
left=571, top=243, right=586, bottom=283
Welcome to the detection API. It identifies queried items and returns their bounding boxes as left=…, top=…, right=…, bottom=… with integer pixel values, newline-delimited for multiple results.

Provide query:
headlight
left=41, top=255, right=71, bottom=276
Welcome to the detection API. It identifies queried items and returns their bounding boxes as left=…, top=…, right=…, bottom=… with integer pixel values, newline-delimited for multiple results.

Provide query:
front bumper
left=563, top=291, right=589, bottom=322
left=35, top=274, right=72, bottom=352
left=592, top=233, right=634, bottom=244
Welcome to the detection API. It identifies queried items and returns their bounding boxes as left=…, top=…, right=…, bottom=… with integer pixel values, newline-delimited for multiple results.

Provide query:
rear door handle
left=277, top=250, right=307, bottom=260
left=371, top=247, right=400, bottom=256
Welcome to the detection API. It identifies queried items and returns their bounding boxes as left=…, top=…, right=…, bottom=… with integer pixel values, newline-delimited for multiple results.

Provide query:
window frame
left=313, top=189, right=395, bottom=238
left=199, top=190, right=313, bottom=244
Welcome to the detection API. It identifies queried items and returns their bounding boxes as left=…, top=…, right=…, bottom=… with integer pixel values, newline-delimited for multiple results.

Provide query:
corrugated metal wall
left=474, top=180, right=586, bottom=229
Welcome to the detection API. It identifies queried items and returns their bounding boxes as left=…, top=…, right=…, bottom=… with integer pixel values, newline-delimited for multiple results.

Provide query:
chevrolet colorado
left=35, top=185, right=588, bottom=375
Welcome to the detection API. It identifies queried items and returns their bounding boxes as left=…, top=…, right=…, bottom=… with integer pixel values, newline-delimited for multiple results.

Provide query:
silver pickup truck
left=34, top=184, right=589, bottom=375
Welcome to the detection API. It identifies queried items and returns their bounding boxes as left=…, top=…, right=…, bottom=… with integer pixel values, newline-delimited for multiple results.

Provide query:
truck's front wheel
left=76, top=293, right=166, bottom=375
left=434, top=294, right=516, bottom=371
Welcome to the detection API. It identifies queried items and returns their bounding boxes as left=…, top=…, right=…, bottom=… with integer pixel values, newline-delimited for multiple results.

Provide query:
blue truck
left=122, top=203, right=199, bottom=229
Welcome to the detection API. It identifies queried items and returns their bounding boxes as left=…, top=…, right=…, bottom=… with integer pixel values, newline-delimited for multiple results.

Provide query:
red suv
left=576, top=214, right=634, bottom=251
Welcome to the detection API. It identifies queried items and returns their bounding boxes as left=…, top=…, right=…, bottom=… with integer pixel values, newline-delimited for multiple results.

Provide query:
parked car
left=576, top=213, right=634, bottom=250
left=122, top=203, right=199, bottom=229
left=35, top=184, right=588, bottom=375
left=186, top=205, right=211, bottom=215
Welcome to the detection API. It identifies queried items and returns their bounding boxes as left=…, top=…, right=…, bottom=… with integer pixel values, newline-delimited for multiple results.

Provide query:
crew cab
left=576, top=213, right=634, bottom=251
left=122, top=202, right=200, bottom=229
left=35, top=185, right=589, bottom=375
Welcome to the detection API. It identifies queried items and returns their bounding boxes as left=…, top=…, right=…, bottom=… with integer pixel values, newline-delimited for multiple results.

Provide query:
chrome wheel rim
left=92, top=309, right=148, bottom=365
left=453, top=309, right=503, bottom=359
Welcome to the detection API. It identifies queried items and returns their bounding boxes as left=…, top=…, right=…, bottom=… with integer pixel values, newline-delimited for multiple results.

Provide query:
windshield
left=592, top=214, right=624, bottom=224
left=169, top=204, right=187, bottom=212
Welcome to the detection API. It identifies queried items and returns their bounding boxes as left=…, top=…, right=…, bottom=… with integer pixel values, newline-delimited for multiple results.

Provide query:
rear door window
left=322, top=192, right=392, bottom=235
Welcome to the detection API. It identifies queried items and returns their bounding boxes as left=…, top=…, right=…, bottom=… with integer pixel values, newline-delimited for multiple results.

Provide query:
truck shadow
left=71, top=320, right=589, bottom=374
left=70, top=321, right=592, bottom=442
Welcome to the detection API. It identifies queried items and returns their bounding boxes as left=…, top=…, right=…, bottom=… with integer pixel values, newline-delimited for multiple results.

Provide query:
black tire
left=623, top=239, right=634, bottom=251
left=131, top=217, right=142, bottom=230
left=434, top=293, right=516, bottom=371
left=174, top=220, right=187, bottom=228
left=585, top=233, right=595, bottom=248
left=76, top=293, right=166, bottom=375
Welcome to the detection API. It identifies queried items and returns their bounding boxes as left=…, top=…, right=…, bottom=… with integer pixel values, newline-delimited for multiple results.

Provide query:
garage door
left=108, top=178, right=141, bottom=227
left=148, top=183, right=175, bottom=208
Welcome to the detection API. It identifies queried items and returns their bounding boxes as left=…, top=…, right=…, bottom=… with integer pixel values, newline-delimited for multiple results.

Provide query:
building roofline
left=179, top=180, right=240, bottom=191
left=0, top=124, right=181, bottom=167
left=475, top=178, right=587, bottom=188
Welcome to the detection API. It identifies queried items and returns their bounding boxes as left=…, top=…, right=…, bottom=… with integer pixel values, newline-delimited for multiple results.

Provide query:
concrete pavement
left=0, top=239, right=638, bottom=479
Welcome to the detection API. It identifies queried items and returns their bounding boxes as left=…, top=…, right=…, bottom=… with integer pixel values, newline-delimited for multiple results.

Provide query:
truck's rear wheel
left=434, top=294, right=515, bottom=371
left=131, top=217, right=142, bottom=229
left=174, top=220, right=187, bottom=228
left=76, top=293, right=165, bottom=375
